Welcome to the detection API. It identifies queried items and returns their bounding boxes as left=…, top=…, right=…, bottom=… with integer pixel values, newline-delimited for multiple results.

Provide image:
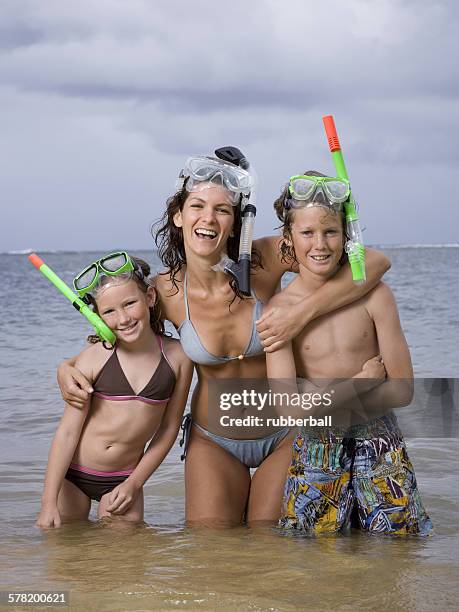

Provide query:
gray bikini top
left=177, top=273, right=265, bottom=365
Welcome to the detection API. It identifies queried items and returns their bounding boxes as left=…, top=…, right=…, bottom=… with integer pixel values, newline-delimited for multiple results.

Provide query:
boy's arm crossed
left=361, top=282, right=414, bottom=410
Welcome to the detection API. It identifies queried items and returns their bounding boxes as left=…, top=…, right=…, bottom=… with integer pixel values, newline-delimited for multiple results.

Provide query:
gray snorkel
left=214, top=146, right=257, bottom=296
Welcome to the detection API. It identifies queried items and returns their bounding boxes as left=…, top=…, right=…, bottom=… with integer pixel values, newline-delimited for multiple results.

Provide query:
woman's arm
left=257, top=247, right=391, bottom=352
left=57, top=347, right=95, bottom=409
left=105, top=352, right=193, bottom=515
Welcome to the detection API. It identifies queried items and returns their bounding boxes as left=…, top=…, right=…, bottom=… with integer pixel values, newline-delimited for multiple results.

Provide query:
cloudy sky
left=1, top=0, right=458, bottom=252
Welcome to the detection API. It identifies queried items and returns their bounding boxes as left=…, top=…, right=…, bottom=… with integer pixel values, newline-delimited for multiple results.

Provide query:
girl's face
left=288, top=207, right=344, bottom=278
left=95, top=280, right=155, bottom=344
left=173, top=183, right=235, bottom=260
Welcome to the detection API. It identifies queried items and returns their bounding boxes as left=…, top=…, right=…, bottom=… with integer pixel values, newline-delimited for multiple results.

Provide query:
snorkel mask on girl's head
left=176, top=155, right=254, bottom=204
left=285, top=175, right=350, bottom=214
left=73, top=251, right=145, bottom=301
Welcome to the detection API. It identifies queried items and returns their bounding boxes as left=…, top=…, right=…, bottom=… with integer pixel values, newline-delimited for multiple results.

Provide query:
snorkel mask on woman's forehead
left=73, top=251, right=145, bottom=301
left=176, top=147, right=257, bottom=296
left=176, top=154, right=254, bottom=204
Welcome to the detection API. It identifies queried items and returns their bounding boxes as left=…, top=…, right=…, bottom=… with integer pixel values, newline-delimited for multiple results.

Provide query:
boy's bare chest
left=293, top=303, right=378, bottom=377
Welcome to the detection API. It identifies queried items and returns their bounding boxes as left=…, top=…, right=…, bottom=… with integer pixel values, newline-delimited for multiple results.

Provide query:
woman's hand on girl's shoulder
left=57, top=360, right=92, bottom=409
left=57, top=343, right=108, bottom=410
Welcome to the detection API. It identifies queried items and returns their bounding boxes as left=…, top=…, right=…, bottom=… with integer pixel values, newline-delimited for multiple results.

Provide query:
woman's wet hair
left=86, top=257, right=165, bottom=345
left=273, top=170, right=348, bottom=266
left=152, top=177, right=262, bottom=301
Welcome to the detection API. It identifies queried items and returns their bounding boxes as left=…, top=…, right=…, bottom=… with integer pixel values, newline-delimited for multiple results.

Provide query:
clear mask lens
left=288, top=176, right=349, bottom=213
left=74, top=264, right=97, bottom=291
left=73, top=251, right=136, bottom=297
left=187, top=157, right=215, bottom=179
left=324, top=180, right=349, bottom=202
left=93, top=272, right=134, bottom=294
left=183, top=156, right=252, bottom=196
left=100, top=253, right=128, bottom=273
left=290, top=178, right=317, bottom=200
left=212, top=169, right=248, bottom=193
left=289, top=186, right=343, bottom=212
left=185, top=177, right=240, bottom=204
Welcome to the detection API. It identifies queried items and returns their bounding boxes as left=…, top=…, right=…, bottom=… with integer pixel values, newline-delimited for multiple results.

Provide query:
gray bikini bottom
left=179, top=413, right=290, bottom=468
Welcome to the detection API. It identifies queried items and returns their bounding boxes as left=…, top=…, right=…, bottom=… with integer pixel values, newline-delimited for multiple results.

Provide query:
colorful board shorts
left=279, top=413, right=432, bottom=535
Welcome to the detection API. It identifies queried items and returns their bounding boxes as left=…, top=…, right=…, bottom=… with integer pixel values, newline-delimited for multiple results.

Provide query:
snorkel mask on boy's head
left=285, top=174, right=350, bottom=214
left=176, top=147, right=258, bottom=297
left=73, top=251, right=145, bottom=302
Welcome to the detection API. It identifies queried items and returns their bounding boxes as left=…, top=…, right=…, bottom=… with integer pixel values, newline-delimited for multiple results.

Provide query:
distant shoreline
left=5, top=244, right=459, bottom=255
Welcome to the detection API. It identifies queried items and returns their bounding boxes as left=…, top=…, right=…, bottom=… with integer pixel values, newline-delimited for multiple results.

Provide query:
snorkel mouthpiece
left=215, top=146, right=257, bottom=296
left=322, top=115, right=366, bottom=284
left=215, top=146, right=249, bottom=170
left=28, top=253, right=116, bottom=345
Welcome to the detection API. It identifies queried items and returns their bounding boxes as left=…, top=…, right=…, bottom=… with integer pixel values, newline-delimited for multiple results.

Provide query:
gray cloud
left=0, top=0, right=458, bottom=251
left=1, top=0, right=457, bottom=105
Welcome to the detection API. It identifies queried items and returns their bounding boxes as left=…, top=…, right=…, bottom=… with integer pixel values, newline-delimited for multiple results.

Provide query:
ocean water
left=0, top=247, right=458, bottom=611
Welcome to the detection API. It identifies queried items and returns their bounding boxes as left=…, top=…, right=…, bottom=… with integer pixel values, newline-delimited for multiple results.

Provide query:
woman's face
left=173, top=183, right=236, bottom=261
left=288, top=207, right=344, bottom=278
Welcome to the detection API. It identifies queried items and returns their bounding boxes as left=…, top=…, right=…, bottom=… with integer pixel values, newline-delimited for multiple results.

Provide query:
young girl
left=36, top=253, right=193, bottom=528
left=266, top=172, right=432, bottom=535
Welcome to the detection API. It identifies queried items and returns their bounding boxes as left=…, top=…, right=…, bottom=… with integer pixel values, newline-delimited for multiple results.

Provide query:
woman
left=58, top=152, right=390, bottom=526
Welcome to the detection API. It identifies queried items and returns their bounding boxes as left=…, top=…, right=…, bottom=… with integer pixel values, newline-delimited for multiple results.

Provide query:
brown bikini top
left=92, top=335, right=175, bottom=405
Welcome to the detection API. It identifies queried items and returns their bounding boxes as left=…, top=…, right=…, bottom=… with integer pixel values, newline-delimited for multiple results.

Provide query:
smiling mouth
left=310, top=254, right=331, bottom=261
left=195, top=228, right=218, bottom=240
left=118, top=321, right=138, bottom=333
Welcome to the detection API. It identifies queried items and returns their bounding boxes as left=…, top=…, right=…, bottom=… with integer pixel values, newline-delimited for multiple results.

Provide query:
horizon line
left=4, top=243, right=459, bottom=255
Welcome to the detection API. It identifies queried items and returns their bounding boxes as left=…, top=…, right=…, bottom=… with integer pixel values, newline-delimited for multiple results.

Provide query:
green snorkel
left=323, top=115, right=366, bottom=284
left=28, top=253, right=116, bottom=345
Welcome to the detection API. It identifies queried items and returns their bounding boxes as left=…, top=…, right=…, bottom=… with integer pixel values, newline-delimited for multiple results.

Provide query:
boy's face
left=288, top=207, right=344, bottom=277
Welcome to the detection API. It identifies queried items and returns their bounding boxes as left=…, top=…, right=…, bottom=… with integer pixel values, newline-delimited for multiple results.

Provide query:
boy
left=266, top=172, right=432, bottom=535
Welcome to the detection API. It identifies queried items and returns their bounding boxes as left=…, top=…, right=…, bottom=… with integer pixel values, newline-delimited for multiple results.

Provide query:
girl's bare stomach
left=72, top=398, right=165, bottom=471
